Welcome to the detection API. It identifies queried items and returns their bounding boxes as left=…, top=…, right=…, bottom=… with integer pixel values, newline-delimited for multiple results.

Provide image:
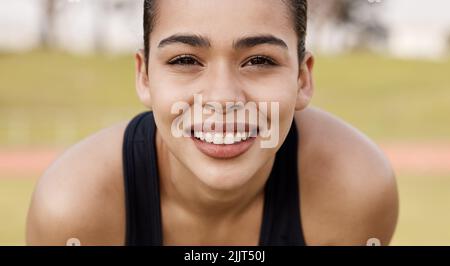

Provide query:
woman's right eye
left=167, top=55, right=202, bottom=66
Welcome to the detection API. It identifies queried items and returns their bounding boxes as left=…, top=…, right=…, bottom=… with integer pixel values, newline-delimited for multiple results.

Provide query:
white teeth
left=213, top=133, right=224, bottom=144
left=194, top=131, right=205, bottom=140
left=224, top=133, right=235, bottom=145
left=194, top=132, right=255, bottom=144
left=204, top=132, right=213, bottom=143
left=234, top=132, right=242, bottom=142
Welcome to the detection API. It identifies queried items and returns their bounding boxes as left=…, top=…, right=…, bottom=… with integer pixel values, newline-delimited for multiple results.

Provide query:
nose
left=201, top=59, right=246, bottom=112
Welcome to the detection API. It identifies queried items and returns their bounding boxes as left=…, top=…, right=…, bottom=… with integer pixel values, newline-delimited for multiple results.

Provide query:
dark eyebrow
left=157, top=33, right=288, bottom=50
left=158, top=34, right=211, bottom=48
left=233, top=35, right=288, bottom=50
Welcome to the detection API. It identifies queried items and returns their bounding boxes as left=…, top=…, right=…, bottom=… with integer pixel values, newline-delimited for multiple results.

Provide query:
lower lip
left=191, top=136, right=256, bottom=159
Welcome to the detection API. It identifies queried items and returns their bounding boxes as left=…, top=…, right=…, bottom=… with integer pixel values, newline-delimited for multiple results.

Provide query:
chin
left=192, top=164, right=256, bottom=191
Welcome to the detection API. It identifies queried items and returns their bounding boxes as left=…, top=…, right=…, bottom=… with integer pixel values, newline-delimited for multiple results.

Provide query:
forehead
left=150, top=0, right=296, bottom=48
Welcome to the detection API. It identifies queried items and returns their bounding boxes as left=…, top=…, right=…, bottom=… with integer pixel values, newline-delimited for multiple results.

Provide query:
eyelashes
left=168, top=55, right=203, bottom=66
left=166, top=55, right=278, bottom=68
left=244, top=56, right=278, bottom=67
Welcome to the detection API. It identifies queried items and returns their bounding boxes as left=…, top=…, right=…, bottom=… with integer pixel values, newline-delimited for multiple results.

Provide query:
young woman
left=27, top=0, right=398, bottom=246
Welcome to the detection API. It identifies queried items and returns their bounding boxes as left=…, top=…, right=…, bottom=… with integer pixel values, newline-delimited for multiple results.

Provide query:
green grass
left=0, top=50, right=137, bottom=108
left=0, top=174, right=449, bottom=245
left=1, top=50, right=450, bottom=147
left=391, top=174, right=450, bottom=245
left=0, top=177, right=37, bottom=246
left=313, top=53, right=450, bottom=140
left=0, top=50, right=143, bottom=147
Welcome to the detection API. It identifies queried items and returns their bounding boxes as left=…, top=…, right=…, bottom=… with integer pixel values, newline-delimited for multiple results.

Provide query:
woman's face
left=136, top=0, right=313, bottom=191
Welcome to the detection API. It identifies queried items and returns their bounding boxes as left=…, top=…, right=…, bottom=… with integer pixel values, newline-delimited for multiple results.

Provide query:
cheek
left=150, top=79, right=190, bottom=109
left=245, top=78, right=298, bottom=117
left=149, top=93, right=182, bottom=148
left=148, top=77, right=196, bottom=132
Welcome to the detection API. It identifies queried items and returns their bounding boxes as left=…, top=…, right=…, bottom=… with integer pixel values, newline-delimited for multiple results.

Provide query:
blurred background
left=1, top=0, right=450, bottom=245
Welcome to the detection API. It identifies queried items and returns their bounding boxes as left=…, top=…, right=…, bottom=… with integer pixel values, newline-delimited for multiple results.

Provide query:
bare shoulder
left=295, top=107, right=398, bottom=246
left=26, top=120, right=130, bottom=246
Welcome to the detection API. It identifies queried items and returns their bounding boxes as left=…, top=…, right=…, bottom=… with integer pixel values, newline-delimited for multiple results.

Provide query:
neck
left=156, top=131, right=275, bottom=220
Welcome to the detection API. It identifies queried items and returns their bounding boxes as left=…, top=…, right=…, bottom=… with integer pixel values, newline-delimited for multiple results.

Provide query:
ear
left=135, top=49, right=152, bottom=109
left=295, top=51, right=315, bottom=111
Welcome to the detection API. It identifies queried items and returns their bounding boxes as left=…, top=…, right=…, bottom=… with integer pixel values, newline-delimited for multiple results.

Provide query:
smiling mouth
left=192, top=131, right=256, bottom=145
left=190, top=130, right=258, bottom=159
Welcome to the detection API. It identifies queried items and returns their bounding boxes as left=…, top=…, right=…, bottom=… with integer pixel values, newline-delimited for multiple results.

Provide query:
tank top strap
left=259, top=120, right=306, bottom=245
left=123, top=111, right=162, bottom=245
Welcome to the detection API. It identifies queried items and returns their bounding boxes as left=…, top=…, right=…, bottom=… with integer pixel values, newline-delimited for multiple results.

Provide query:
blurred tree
left=40, top=0, right=57, bottom=48
left=308, top=0, right=387, bottom=51
left=94, top=0, right=109, bottom=52
left=446, top=31, right=450, bottom=53
left=94, top=0, right=137, bottom=52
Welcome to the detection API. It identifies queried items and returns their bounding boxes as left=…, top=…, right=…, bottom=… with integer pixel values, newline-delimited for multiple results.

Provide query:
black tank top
left=122, top=111, right=306, bottom=246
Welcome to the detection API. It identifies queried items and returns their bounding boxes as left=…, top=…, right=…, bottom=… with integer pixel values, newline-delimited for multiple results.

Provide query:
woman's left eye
left=243, top=56, right=277, bottom=67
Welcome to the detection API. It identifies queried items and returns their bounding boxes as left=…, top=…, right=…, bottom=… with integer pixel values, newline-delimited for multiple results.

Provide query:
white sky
left=383, top=0, right=450, bottom=28
left=1, top=0, right=450, bottom=27
left=0, top=0, right=449, bottom=53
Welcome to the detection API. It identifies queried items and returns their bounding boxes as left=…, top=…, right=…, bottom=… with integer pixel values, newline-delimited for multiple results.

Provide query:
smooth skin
left=26, top=0, right=398, bottom=246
